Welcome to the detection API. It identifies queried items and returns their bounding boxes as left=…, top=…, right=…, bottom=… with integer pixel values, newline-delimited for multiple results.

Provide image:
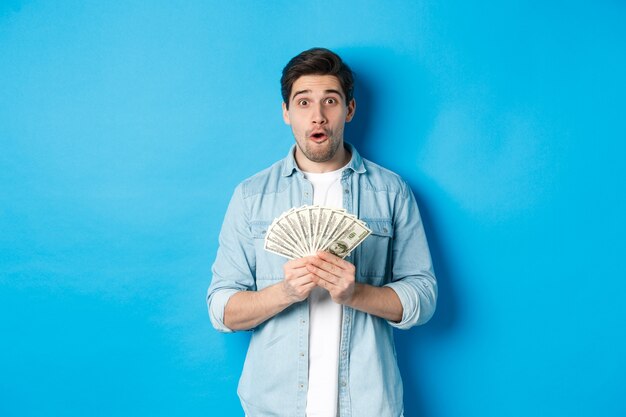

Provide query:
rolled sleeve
left=207, top=288, right=240, bottom=333
left=206, top=184, right=256, bottom=333
left=385, top=181, right=438, bottom=330
left=385, top=274, right=437, bottom=329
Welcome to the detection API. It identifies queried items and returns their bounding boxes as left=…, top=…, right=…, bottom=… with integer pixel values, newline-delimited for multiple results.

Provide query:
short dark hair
left=281, top=47, right=354, bottom=109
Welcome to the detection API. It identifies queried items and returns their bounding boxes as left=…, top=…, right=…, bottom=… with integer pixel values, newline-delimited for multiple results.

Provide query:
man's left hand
left=306, top=251, right=356, bottom=304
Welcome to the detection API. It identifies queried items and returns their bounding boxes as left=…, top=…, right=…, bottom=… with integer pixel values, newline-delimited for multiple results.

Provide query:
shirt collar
left=281, top=142, right=366, bottom=177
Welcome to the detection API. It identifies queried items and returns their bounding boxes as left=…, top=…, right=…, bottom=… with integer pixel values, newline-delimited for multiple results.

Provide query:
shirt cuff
left=208, top=288, right=240, bottom=333
left=384, top=281, right=420, bottom=330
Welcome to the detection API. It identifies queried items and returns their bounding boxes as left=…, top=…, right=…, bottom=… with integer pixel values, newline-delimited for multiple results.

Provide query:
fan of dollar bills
left=264, top=205, right=371, bottom=260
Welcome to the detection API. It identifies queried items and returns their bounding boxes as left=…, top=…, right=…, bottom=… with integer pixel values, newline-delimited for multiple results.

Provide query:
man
left=207, top=47, right=437, bottom=417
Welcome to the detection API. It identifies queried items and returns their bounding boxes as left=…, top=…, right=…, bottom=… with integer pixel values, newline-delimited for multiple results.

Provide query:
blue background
left=1, top=1, right=625, bottom=416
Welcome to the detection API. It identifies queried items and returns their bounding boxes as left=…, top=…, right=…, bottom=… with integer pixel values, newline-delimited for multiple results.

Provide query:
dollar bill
left=263, top=205, right=371, bottom=259
left=320, top=219, right=371, bottom=259
left=264, top=236, right=297, bottom=259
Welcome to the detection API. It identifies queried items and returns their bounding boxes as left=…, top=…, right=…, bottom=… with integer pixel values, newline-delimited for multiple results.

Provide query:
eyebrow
left=291, top=89, right=344, bottom=101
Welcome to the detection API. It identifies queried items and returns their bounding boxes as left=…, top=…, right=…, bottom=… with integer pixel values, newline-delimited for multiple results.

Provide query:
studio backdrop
left=1, top=1, right=625, bottom=416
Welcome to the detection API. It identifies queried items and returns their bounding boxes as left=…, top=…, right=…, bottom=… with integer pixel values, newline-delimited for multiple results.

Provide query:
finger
left=290, top=273, right=316, bottom=286
left=285, top=265, right=311, bottom=279
left=286, top=278, right=317, bottom=301
left=285, top=256, right=314, bottom=269
left=306, top=263, right=339, bottom=286
left=316, top=278, right=326, bottom=290
left=316, top=251, right=352, bottom=270
left=301, top=280, right=317, bottom=290
left=284, top=257, right=317, bottom=274
left=308, top=273, right=322, bottom=286
left=308, top=256, right=341, bottom=277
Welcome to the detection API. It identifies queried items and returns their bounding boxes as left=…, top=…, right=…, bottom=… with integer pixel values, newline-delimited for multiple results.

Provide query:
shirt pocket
left=250, top=221, right=287, bottom=288
left=357, top=219, right=393, bottom=284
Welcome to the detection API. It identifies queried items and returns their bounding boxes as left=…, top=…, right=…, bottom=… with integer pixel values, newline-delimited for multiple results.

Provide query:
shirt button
left=299, top=384, right=304, bottom=389
left=344, top=189, right=350, bottom=193
left=382, top=228, right=388, bottom=233
left=341, top=380, right=347, bottom=387
left=300, top=352, right=305, bottom=357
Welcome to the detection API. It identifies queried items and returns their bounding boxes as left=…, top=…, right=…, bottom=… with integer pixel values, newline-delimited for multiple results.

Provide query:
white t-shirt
left=303, top=166, right=344, bottom=417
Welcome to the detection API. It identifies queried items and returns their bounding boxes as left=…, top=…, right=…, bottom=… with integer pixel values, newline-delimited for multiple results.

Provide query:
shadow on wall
left=341, top=45, right=435, bottom=164
left=397, top=184, right=460, bottom=417
left=346, top=46, right=461, bottom=417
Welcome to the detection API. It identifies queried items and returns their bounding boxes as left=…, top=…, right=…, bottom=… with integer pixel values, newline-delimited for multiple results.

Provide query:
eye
left=298, top=99, right=309, bottom=106
left=325, top=98, right=337, bottom=105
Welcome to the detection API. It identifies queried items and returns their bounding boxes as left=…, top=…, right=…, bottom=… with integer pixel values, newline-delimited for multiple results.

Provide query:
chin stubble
left=299, top=138, right=342, bottom=163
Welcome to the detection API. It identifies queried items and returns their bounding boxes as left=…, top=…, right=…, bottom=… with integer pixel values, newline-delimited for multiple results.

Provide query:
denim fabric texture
left=207, top=144, right=437, bottom=417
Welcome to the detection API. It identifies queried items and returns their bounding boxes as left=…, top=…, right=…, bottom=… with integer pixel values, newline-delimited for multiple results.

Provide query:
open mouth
left=310, top=132, right=328, bottom=142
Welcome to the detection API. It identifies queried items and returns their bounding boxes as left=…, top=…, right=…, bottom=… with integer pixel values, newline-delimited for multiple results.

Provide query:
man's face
left=282, top=75, right=355, bottom=170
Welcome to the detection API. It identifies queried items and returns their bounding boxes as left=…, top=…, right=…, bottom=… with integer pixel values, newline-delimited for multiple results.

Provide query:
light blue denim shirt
left=207, top=144, right=437, bottom=417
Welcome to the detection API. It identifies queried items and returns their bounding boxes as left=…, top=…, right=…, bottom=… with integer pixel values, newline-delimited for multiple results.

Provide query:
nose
left=312, top=103, right=327, bottom=125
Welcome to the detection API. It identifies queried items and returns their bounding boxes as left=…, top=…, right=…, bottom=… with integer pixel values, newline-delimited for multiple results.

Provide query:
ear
left=345, top=98, right=356, bottom=122
left=282, top=102, right=291, bottom=125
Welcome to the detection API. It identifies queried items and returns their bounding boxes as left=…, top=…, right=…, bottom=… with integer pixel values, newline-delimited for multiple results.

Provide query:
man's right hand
left=281, top=257, right=317, bottom=303
left=223, top=257, right=317, bottom=331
